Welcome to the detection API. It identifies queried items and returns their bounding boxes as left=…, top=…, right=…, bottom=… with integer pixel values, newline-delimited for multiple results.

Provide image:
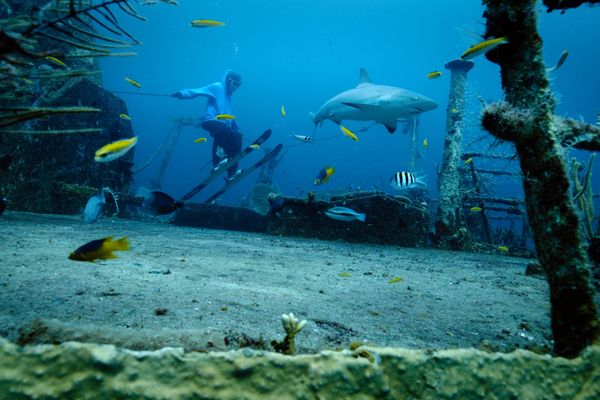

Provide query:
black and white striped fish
left=389, top=171, right=426, bottom=190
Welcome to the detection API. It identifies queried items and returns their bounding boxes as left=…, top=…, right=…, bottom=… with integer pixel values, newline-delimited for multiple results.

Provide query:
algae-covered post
left=481, top=0, right=600, bottom=357
left=408, top=118, right=419, bottom=173
left=433, top=59, right=474, bottom=250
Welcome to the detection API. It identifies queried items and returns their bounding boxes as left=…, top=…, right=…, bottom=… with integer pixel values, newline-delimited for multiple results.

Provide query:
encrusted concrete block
left=1, top=338, right=598, bottom=399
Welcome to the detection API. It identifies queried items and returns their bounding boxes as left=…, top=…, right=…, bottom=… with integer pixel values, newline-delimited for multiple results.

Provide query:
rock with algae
left=1, top=337, right=600, bottom=399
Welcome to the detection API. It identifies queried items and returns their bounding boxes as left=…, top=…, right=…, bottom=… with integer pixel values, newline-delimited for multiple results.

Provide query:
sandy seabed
left=0, top=211, right=553, bottom=353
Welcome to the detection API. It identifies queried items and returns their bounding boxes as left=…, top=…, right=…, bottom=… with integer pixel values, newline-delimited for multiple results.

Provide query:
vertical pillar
left=408, top=118, right=420, bottom=173
left=434, top=59, right=474, bottom=249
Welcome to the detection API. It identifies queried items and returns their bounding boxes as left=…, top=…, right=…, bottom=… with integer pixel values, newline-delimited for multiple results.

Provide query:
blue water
left=100, top=1, right=600, bottom=211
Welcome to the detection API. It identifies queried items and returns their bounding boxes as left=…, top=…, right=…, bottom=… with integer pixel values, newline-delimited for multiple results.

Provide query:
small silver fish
left=546, top=49, right=568, bottom=73
left=325, top=206, right=366, bottom=222
left=83, top=191, right=106, bottom=223
left=213, top=157, right=229, bottom=171
left=226, top=168, right=242, bottom=182
left=290, top=134, right=315, bottom=143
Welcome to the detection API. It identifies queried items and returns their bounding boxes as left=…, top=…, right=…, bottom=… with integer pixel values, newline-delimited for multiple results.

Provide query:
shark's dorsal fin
left=357, top=68, right=372, bottom=87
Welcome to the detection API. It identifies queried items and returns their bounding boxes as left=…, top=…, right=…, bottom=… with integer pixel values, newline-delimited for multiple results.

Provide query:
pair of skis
left=180, top=129, right=282, bottom=203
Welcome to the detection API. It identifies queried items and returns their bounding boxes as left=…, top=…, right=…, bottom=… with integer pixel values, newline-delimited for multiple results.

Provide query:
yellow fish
left=190, top=19, right=225, bottom=28
left=22, top=78, right=34, bottom=85
left=124, top=77, right=142, bottom=88
left=249, top=144, right=260, bottom=150
left=388, top=277, right=403, bottom=283
left=340, top=125, right=358, bottom=142
left=470, top=206, right=482, bottom=212
left=69, top=236, right=130, bottom=262
left=423, top=138, right=429, bottom=148
left=461, top=37, right=509, bottom=60
left=464, top=157, right=473, bottom=165
left=426, top=71, right=442, bottom=79
left=194, top=137, right=207, bottom=143
left=338, top=272, right=352, bottom=278
left=216, top=114, right=236, bottom=120
left=119, top=114, right=131, bottom=120
left=46, top=56, right=66, bottom=67
left=497, top=245, right=509, bottom=252
left=281, top=105, right=286, bottom=117
left=314, top=166, right=335, bottom=185
left=94, top=136, right=138, bottom=162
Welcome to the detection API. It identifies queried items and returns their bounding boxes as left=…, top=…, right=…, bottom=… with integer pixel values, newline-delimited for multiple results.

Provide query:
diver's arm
left=171, top=83, right=217, bottom=100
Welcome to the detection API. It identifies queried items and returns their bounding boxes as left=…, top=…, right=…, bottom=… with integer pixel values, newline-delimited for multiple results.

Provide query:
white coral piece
left=281, top=312, right=306, bottom=335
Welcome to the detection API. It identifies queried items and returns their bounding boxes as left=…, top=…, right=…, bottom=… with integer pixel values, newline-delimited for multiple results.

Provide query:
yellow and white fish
left=124, top=77, right=142, bottom=88
left=464, top=157, right=473, bottom=165
left=426, top=71, right=442, bottom=79
left=46, top=56, right=66, bottom=67
left=281, top=105, right=287, bottom=117
left=194, top=137, right=207, bottom=143
left=249, top=144, right=260, bottom=150
left=216, top=114, right=236, bottom=120
left=94, top=136, right=138, bottom=162
left=423, top=138, right=429, bottom=148
left=119, top=113, right=131, bottom=120
left=470, top=206, right=482, bottom=212
left=461, top=37, right=509, bottom=60
left=190, top=19, right=225, bottom=28
left=340, top=125, right=358, bottom=141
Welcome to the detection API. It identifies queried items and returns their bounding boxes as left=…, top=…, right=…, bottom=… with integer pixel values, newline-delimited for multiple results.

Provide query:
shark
left=310, top=68, right=438, bottom=134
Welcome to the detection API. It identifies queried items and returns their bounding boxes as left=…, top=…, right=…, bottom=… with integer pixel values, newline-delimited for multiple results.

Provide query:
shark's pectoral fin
left=380, top=119, right=398, bottom=134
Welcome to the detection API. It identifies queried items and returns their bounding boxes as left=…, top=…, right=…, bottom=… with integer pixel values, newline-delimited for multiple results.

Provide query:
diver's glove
left=171, top=91, right=184, bottom=99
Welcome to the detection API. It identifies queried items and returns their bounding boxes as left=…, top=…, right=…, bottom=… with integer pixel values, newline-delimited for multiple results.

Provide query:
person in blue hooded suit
left=172, top=69, right=242, bottom=178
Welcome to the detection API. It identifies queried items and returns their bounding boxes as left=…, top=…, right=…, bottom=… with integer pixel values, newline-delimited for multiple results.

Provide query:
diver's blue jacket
left=176, top=69, right=240, bottom=133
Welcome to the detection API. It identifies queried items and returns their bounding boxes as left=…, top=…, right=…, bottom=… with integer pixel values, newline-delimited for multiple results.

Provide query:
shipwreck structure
left=481, top=0, right=600, bottom=357
left=0, top=0, right=155, bottom=213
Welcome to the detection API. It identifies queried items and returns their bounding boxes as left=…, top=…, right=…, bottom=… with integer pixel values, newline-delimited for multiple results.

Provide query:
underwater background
left=4, top=4, right=600, bottom=388
left=99, top=0, right=600, bottom=219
